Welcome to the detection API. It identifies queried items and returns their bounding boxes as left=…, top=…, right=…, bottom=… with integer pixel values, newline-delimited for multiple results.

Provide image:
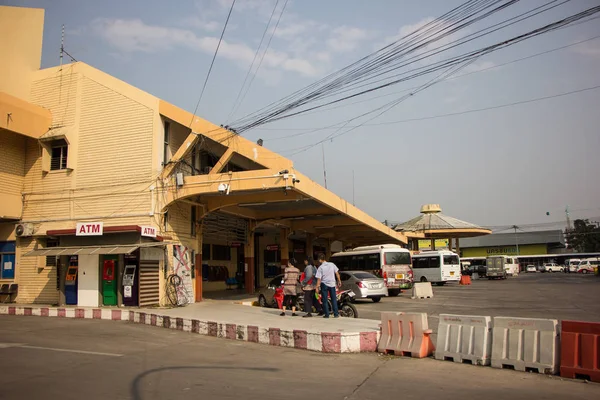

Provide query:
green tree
left=566, top=219, right=600, bottom=252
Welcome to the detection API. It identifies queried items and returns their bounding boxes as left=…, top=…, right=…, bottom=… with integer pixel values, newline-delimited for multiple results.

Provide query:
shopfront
left=24, top=224, right=164, bottom=307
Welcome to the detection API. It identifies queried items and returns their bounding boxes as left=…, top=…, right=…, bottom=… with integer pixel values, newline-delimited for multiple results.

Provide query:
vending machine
left=65, top=256, right=78, bottom=305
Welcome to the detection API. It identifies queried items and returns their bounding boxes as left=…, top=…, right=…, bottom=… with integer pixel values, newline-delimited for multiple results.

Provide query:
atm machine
left=65, top=256, right=78, bottom=305
left=122, top=263, right=138, bottom=307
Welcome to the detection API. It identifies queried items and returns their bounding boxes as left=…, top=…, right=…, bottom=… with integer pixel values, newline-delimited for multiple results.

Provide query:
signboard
left=230, top=242, right=242, bottom=248
left=418, top=239, right=449, bottom=250
left=141, top=226, right=157, bottom=238
left=266, top=244, right=279, bottom=251
left=76, top=222, right=103, bottom=236
left=294, top=248, right=305, bottom=253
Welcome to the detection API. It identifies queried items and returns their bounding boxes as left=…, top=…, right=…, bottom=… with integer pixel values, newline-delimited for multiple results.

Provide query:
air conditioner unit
left=15, top=223, right=35, bottom=237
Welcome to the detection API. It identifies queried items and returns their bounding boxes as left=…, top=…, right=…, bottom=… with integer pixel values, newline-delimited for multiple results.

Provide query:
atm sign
left=76, top=222, right=103, bottom=236
left=141, top=226, right=157, bottom=238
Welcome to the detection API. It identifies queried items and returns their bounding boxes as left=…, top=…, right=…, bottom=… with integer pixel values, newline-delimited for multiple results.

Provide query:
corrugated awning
left=24, top=244, right=164, bottom=257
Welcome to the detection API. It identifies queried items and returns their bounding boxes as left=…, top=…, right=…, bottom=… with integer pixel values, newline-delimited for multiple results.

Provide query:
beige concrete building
left=0, top=6, right=407, bottom=307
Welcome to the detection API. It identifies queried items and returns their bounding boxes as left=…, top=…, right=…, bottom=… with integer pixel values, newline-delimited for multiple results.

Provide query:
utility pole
left=352, top=169, right=355, bottom=206
left=512, top=225, right=520, bottom=255
left=565, top=205, right=572, bottom=231
left=321, top=143, right=327, bottom=189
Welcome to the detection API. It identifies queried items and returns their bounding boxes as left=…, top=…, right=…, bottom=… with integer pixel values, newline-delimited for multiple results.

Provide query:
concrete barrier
left=411, top=282, right=433, bottom=299
left=378, top=312, right=435, bottom=358
left=491, top=317, right=559, bottom=374
left=435, top=314, right=492, bottom=366
left=560, top=320, right=600, bottom=383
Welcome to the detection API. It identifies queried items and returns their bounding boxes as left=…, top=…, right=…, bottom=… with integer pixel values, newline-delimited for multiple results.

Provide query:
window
left=202, top=243, right=211, bottom=260
left=163, top=120, right=170, bottom=166
left=352, top=272, right=378, bottom=280
left=413, top=257, right=429, bottom=269
left=429, top=256, right=440, bottom=268
left=46, top=239, right=59, bottom=267
left=333, top=255, right=351, bottom=271
left=384, top=252, right=411, bottom=265
left=213, top=245, right=231, bottom=261
left=50, top=139, right=68, bottom=170
left=443, top=255, right=459, bottom=265
left=365, top=254, right=381, bottom=270
left=163, top=211, right=169, bottom=232
left=190, top=206, right=196, bottom=236
left=0, top=242, right=16, bottom=280
left=340, top=273, right=351, bottom=281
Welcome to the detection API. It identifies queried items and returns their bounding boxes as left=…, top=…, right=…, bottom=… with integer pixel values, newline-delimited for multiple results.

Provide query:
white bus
left=412, top=250, right=461, bottom=285
left=331, top=244, right=413, bottom=296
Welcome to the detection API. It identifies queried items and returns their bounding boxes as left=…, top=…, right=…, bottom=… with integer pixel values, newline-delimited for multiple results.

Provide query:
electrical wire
left=225, top=0, right=281, bottom=123
left=188, top=0, right=237, bottom=127
left=227, top=0, right=289, bottom=123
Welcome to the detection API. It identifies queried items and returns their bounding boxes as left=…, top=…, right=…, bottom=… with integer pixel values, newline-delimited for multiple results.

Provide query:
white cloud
left=573, top=40, right=600, bottom=58
left=92, top=18, right=321, bottom=77
left=181, top=16, right=222, bottom=32
left=327, top=26, right=369, bottom=53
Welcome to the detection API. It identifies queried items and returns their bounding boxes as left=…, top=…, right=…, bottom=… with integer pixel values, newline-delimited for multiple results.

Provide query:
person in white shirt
left=315, top=253, right=341, bottom=318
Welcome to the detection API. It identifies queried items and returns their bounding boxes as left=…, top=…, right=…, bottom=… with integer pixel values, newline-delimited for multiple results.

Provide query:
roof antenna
left=60, top=24, right=64, bottom=71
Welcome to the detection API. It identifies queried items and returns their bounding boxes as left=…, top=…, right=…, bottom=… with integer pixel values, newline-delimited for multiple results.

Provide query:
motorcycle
left=273, top=287, right=359, bottom=318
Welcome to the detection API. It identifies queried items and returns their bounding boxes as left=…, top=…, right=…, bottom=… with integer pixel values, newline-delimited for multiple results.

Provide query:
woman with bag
left=281, top=259, right=300, bottom=316
left=301, top=257, right=322, bottom=318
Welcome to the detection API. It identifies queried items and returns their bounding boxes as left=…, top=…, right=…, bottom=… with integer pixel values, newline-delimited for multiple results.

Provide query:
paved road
left=352, top=273, right=600, bottom=324
left=1, top=316, right=598, bottom=399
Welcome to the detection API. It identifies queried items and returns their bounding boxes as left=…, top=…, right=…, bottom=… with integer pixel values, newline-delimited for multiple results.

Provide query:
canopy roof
left=393, top=204, right=491, bottom=239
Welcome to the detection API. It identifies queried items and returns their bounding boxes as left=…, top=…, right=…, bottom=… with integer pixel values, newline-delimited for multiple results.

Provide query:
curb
left=0, top=305, right=379, bottom=353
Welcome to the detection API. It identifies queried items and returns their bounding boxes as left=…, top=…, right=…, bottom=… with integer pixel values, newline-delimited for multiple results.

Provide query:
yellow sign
left=418, top=239, right=449, bottom=250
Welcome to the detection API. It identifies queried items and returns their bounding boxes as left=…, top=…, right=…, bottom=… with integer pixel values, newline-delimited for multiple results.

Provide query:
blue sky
left=6, top=0, right=600, bottom=228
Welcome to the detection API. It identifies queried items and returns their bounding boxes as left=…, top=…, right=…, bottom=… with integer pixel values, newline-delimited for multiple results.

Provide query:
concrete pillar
left=245, top=220, right=257, bottom=294
left=194, top=215, right=203, bottom=302
left=305, top=233, right=314, bottom=261
left=456, top=238, right=460, bottom=256
left=325, top=239, right=332, bottom=260
left=448, top=238, right=453, bottom=251
left=280, top=228, right=290, bottom=270
left=431, top=238, right=436, bottom=251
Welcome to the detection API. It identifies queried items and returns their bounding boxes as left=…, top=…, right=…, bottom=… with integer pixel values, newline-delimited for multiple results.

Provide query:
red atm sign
left=76, top=222, right=103, bottom=236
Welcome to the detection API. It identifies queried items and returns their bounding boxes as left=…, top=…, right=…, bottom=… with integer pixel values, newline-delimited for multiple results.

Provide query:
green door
left=102, top=255, right=118, bottom=306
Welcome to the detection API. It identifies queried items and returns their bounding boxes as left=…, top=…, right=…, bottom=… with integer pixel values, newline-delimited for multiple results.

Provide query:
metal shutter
left=139, top=260, right=160, bottom=307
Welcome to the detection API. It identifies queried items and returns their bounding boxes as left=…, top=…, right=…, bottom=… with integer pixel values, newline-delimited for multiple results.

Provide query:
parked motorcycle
left=273, top=287, right=359, bottom=318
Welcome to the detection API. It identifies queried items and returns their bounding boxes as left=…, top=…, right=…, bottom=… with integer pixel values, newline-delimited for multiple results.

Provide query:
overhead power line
left=189, top=0, right=237, bottom=127
left=225, top=0, right=281, bottom=123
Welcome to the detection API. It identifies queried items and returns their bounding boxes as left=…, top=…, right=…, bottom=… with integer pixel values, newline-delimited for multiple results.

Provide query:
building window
left=212, top=245, right=231, bottom=261
left=202, top=243, right=211, bottom=260
left=0, top=241, right=16, bottom=280
left=190, top=206, right=196, bottom=236
left=50, top=139, right=68, bottom=170
left=163, top=121, right=170, bottom=166
left=163, top=211, right=169, bottom=232
left=46, top=239, right=59, bottom=267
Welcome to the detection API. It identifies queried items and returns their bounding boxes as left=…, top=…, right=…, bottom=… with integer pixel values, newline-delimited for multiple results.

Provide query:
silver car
left=339, top=271, right=388, bottom=303
left=257, top=274, right=303, bottom=308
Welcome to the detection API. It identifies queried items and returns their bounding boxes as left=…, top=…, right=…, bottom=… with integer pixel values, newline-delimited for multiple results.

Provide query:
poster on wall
left=172, top=245, right=194, bottom=305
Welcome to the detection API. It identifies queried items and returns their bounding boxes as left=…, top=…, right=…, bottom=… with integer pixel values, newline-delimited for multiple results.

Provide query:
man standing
left=315, top=253, right=341, bottom=319
left=281, top=259, right=300, bottom=317
left=301, top=257, right=322, bottom=318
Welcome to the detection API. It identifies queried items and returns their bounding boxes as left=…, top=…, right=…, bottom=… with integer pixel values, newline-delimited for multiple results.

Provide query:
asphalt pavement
left=1, top=315, right=599, bottom=400
left=351, top=273, right=600, bottom=324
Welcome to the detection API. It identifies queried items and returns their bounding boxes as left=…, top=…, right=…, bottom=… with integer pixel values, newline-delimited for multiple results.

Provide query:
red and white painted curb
left=0, top=305, right=379, bottom=353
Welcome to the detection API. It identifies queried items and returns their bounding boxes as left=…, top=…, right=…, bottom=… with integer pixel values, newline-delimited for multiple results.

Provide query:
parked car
left=526, top=265, right=537, bottom=273
left=543, top=263, right=563, bottom=273
left=257, top=275, right=303, bottom=308
left=339, top=271, right=388, bottom=302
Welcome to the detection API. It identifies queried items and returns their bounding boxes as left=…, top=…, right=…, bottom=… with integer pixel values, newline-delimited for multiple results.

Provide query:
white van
left=577, top=258, right=600, bottom=274
left=567, top=259, right=581, bottom=273
left=331, top=244, right=413, bottom=296
left=412, top=250, right=461, bottom=285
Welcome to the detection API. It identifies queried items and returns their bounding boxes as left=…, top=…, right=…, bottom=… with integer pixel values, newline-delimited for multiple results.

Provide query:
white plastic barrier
left=435, top=314, right=492, bottom=366
left=491, top=317, right=559, bottom=374
left=411, top=282, right=433, bottom=299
